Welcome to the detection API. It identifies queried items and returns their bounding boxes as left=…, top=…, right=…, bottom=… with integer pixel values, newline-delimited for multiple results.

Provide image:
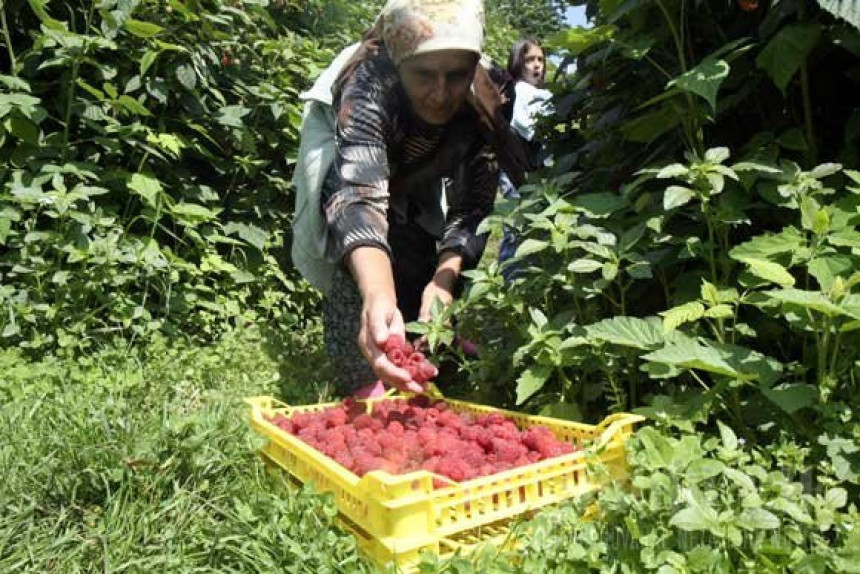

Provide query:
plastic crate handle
left=593, top=413, right=646, bottom=449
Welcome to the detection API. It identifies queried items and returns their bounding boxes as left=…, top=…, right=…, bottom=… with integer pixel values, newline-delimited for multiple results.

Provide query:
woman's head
left=507, top=38, right=545, bottom=87
left=377, top=0, right=484, bottom=125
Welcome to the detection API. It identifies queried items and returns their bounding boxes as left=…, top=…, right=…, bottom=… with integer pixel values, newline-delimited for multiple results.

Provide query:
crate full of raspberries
left=245, top=392, right=643, bottom=568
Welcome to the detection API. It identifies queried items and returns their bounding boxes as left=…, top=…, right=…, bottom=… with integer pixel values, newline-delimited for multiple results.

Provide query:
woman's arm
left=347, top=246, right=425, bottom=393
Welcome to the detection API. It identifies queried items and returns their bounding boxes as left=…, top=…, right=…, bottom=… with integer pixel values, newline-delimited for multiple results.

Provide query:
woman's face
left=399, top=50, right=478, bottom=125
left=521, top=44, right=545, bottom=87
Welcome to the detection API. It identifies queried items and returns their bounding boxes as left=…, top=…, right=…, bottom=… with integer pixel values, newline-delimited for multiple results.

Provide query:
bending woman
left=294, top=0, right=525, bottom=396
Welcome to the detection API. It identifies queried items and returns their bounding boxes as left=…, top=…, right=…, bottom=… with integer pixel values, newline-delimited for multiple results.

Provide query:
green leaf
left=621, top=106, right=681, bottom=143
left=643, top=338, right=781, bottom=382
left=6, top=116, right=39, bottom=144
left=826, top=487, right=848, bottom=509
left=516, top=365, right=552, bottom=405
left=123, top=18, right=164, bottom=38
left=116, top=95, right=152, bottom=116
left=140, top=50, right=160, bottom=77
left=730, top=227, right=805, bottom=260
left=670, top=507, right=712, bottom=532
left=668, top=57, right=730, bottom=111
left=539, top=402, right=583, bottom=422
left=723, top=468, right=756, bottom=493
left=661, top=301, right=705, bottom=332
left=128, top=173, right=162, bottom=208
left=757, top=21, right=822, bottom=93
left=685, top=459, right=725, bottom=483
left=223, top=222, right=269, bottom=251
left=764, top=288, right=852, bottom=318
left=657, top=163, right=689, bottom=179
left=176, top=64, right=198, bottom=91
left=585, top=316, right=665, bottom=350
left=664, top=186, right=695, bottom=209
left=568, top=259, right=604, bottom=273
left=761, top=384, right=818, bottom=414
left=704, top=304, right=734, bottom=319
left=737, top=257, right=795, bottom=287
left=704, top=147, right=730, bottom=164
left=170, top=203, right=220, bottom=221
left=717, top=420, right=738, bottom=451
left=810, top=162, right=842, bottom=178
left=808, top=255, right=855, bottom=291
left=570, top=192, right=626, bottom=217
left=514, top=238, right=548, bottom=259
left=737, top=507, right=780, bottom=530
left=546, top=24, right=615, bottom=56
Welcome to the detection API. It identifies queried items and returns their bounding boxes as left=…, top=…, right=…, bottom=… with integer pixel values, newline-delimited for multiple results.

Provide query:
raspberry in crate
left=265, top=395, right=579, bottom=486
left=247, top=393, right=643, bottom=570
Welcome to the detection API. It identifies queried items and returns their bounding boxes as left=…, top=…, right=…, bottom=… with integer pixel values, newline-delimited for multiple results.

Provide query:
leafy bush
left=0, top=0, right=330, bottom=351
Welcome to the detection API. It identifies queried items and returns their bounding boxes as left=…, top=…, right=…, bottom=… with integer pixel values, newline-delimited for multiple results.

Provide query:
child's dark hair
left=506, top=38, right=545, bottom=83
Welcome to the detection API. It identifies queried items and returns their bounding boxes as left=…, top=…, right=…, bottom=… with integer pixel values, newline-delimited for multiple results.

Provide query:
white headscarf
left=376, top=0, right=485, bottom=66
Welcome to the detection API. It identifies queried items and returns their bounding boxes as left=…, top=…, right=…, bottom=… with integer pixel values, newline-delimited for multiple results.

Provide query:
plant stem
left=797, top=0, right=818, bottom=165
left=0, top=0, right=16, bottom=75
left=703, top=204, right=718, bottom=284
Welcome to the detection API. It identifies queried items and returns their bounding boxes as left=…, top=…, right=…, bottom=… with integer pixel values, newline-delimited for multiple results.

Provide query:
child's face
left=399, top=50, right=478, bottom=125
left=521, top=44, right=545, bottom=87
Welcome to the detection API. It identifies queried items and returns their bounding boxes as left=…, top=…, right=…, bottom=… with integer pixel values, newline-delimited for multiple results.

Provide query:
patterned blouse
left=322, top=49, right=499, bottom=268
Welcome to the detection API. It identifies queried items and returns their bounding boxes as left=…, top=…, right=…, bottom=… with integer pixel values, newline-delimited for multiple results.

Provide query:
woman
left=292, top=0, right=526, bottom=396
left=498, top=38, right=552, bottom=274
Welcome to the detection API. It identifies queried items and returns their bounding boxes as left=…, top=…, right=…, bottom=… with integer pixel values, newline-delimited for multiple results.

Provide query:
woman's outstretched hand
left=358, top=292, right=425, bottom=393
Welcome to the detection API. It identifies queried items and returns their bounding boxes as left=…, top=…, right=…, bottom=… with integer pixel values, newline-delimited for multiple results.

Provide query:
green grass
left=0, top=324, right=379, bottom=573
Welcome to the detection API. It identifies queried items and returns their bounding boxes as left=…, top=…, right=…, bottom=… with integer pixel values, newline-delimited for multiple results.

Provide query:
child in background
left=498, top=38, right=552, bottom=276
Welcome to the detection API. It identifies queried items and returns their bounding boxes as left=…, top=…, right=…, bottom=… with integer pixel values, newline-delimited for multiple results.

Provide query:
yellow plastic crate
left=245, top=394, right=643, bottom=570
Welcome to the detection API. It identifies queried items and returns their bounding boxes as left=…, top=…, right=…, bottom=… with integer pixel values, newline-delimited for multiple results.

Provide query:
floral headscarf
left=376, top=0, right=485, bottom=66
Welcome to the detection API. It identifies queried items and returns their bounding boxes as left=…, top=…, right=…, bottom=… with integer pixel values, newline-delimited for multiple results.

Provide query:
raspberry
left=274, top=398, right=578, bottom=481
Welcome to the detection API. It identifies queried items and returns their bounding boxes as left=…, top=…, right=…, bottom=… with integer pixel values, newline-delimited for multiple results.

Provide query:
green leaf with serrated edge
left=584, top=316, right=665, bottom=350
left=546, top=24, right=614, bottom=56
left=723, top=467, right=756, bottom=493
left=810, top=162, right=842, bottom=178
left=128, top=173, right=162, bottom=207
left=705, top=147, right=730, bottom=163
left=757, top=21, right=822, bottom=93
left=704, top=304, right=733, bottom=319
left=717, top=420, right=738, bottom=451
left=657, top=163, right=689, bottom=179
left=224, top=222, right=268, bottom=251
left=568, top=259, right=604, bottom=273
left=569, top=192, right=626, bottom=217
left=760, top=384, right=818, bottom=414
left=664, top=186, right=695, bottom=209
left=644, top=338, right=782, bottom=384
left=730, top=227, right=805, bottom=261
left=124, top=18, right=164, bottom=38
left=516, top=365, right=552, bottom=405
left=737, top=508, right=780, bottom=530
left=169, top=203, right=219, bottom=220
left=808, top=256, right=855, bottom=291
left=539, top=402, right=582, bottom=422
left=513, top=238, right=548, bottom=259
left=764, top=288, right=854, bottom=318
left=737, top=257, right=795, bottom=286
left=685, top=459, right=725, bottom=483
left=140, top=50, right=160, bottom=77
left=529, top=308, right=548, bottom=329
left=669, top=57, right=729, bottom=111
left=661, top=301, right=705, bottom=332
left=826, top=487, right=848, bottom=509
left=670, top=507, right=713, bottom=532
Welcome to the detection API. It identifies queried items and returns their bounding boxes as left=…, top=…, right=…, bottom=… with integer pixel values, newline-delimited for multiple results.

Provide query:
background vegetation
left=1, top=0, right=858, bottom=571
